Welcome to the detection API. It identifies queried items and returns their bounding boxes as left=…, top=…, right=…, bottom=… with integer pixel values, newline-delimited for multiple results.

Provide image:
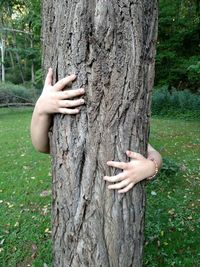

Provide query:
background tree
left=156, top=0, right=200, bottom=92
left=1, top=0, right=200, bottom=93
left=42, top=0, right=158, bottom=266
left=0, top=0, right=41, bottom=85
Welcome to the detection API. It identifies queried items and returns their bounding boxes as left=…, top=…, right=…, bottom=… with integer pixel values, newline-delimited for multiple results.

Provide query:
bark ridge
left=42, top=1, right=158, bottom=266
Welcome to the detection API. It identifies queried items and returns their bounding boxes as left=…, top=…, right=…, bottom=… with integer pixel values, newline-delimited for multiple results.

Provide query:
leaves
left=156, top=0, right=200, bottom=92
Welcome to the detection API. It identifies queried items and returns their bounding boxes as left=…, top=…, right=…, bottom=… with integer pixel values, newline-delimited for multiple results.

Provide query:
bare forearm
left=30, top=102, right=52, bottom=153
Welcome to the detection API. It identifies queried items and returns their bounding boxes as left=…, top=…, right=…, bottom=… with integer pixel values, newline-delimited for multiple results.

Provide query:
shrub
left=34, top=68, right=43, bottom=90
left=152, top=86, right=200, bottom=118
left=0, top=82, right=36, bottom=104
left=187, top=61, right=200, bottom=90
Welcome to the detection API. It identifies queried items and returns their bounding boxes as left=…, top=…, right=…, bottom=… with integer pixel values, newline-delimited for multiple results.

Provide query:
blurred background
left=0, top=0, right=200, bottom=117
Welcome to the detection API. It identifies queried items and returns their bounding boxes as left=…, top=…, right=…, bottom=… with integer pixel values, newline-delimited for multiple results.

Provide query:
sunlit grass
left=0, top=108, right=199, bottom=266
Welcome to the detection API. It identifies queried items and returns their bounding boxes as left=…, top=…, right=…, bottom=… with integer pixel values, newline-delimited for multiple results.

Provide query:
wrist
left=35, top=97, right=51, bottom=117
left=146, top=159, right=158, bottom=180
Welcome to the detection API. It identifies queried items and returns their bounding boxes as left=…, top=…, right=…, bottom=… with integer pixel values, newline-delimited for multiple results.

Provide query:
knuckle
left=122, top=163, right=128, bottom=169
left=67, top=109, right=73, bottom=114
left=73, top=89, right=79, bottom=96
left=121, top=173, right=127, bottom=180
left=65, top=100, right=71, bottom=107
left=117, top=176, right=122, bottom=182
left=59, top=79, right=65, bottom=87
left=63, top=91, right=69, bottom=98
left=125, top=180, right=130, bottom=186
left=58, top=108, right=64, bottom=114
left=57, top=99, right=61, bottom=107
left=66, top=76, right=73, bottom=84
left=124, top=163, right=130, bottom=170
left=127, top=162, right=133, bottom=169
left=110, top=176, right=115, bottom=181
left=68, top=109, right=73, bottom=114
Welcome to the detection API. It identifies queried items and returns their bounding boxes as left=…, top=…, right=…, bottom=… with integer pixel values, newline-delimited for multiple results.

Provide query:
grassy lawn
left=0, top=108, right=199, bottom=267
left=145, top=117, right=200, bottom=267
left=0, top=108, right=52, bottom=267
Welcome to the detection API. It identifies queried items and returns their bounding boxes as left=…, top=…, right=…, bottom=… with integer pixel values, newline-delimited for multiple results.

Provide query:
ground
left=0, top=108, right=199, bottom=267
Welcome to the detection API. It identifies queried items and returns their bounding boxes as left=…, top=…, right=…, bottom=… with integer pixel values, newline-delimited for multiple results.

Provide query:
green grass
left=0, top=108, right=199, bottom=266
left=0, top=108, right=52, bottom=267
left=145, top=118, right=200, bottom=266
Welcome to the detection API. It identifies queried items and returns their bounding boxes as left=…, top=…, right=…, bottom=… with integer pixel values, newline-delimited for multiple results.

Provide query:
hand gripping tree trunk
left=42, top=1, right=158, bottom=266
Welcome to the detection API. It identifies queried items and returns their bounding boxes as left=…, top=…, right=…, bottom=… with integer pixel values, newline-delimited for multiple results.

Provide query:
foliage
left=34, top=68, right=43, bottom=90
left=0, top=82, right=35, bottom=103
left=187, top=61, right=200, bottom=89
left=0, top=0, right=200, bottom=94
left=0, top=0, right=41, bottom=85
left=188, top=61, right=200, bottom=74
left=156, top=0, right=200, bottom=92
left=152, top=86, right=200, bottom=119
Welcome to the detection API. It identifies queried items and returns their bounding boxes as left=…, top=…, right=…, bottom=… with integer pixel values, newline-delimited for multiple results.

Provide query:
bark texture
left=42, top=1, right=158, bottom=266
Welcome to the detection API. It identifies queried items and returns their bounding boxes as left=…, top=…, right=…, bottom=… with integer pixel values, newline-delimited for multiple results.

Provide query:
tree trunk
left=1, top=35, right=5, bottom=82
left=8, top=50, right=15, bottom=70
left=42, top=1, right=158, bottom=266
left=13, top=32, right=25, bottom=83
left=30, top=37, right=35, bottom=85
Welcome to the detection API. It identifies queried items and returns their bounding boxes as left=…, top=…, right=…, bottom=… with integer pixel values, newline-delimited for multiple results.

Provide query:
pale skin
left=31, top=68, right=162, bottom=193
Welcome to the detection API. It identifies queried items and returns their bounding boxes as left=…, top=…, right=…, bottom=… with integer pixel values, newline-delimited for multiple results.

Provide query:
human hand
left=36, top=68, right=85, bottom=115
left=103, top=150, right=155, bottom=193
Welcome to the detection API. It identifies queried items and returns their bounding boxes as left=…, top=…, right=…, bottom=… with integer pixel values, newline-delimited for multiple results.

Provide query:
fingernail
left=80, top=88, right=85, bottom=93
left=71, top=74, right=76, bottom=78
left=80, top=99, right=85, bottom=104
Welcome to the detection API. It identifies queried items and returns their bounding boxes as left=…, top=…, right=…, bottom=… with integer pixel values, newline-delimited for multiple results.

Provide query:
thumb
left=126, top=150, right=145, bottom=160
left=44, top=68, right=53, bottom=87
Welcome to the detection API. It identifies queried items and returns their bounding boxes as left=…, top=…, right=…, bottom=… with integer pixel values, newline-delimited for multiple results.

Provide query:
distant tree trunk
left=13, top=32, right=25, bottom=83
left=8, top=50, right=15, bottom=70
left=196, top=0, right=200, bottom=38
left=1, top=35, right=5, bottom=82
left=30, top=37, right=35, bottom=85
left=42, top=1, right=158, bottom=266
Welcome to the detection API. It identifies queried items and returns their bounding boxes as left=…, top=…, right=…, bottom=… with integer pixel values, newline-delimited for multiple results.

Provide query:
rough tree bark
left=42, top=1, right=158, bottom=266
